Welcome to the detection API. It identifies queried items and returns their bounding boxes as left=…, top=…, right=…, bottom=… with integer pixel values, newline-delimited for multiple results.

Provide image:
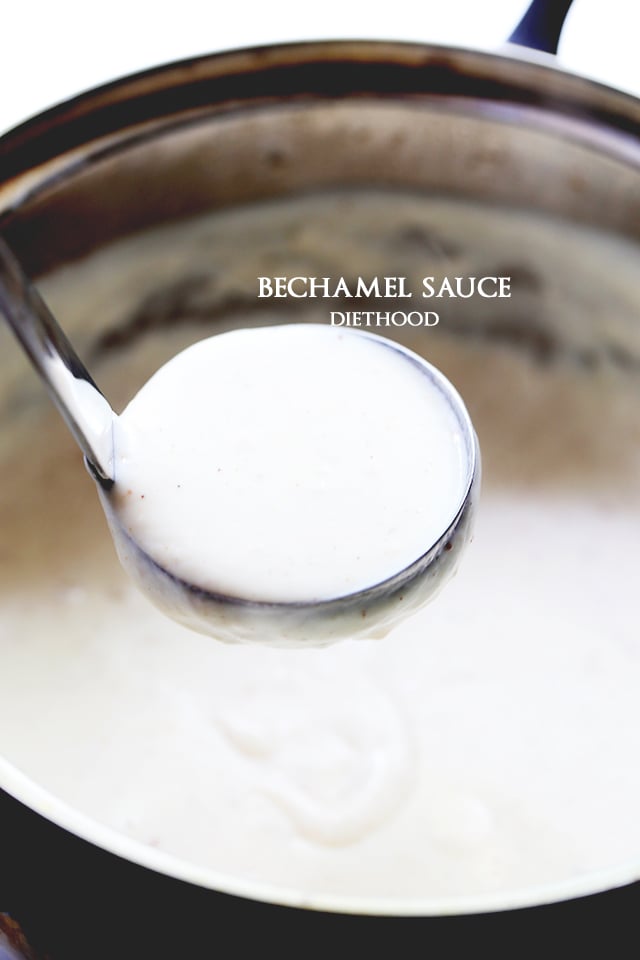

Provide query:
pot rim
left=3, top=751, right=640, bottom=916
left=1, top=38, right=639, bottom=208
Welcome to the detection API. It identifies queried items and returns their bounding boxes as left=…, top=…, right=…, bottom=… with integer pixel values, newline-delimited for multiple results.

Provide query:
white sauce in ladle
left=104, top=323, right=476, bottom=643
left=111, top=324, right=470, bottom=600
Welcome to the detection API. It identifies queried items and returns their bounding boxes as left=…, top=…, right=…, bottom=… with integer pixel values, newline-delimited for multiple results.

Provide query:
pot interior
left=1, top=44, right=640, bottom=915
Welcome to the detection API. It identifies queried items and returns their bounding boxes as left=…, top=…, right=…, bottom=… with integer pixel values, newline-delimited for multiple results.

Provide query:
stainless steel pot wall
left=1, top=40, right=640, bottom=959
left=1, top=42, right=640, bottom=270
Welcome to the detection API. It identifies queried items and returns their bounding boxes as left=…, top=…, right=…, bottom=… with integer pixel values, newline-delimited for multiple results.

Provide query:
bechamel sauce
left=109, top=323, right=469, bottom=607
left=2, top=192, right=640, bottom=909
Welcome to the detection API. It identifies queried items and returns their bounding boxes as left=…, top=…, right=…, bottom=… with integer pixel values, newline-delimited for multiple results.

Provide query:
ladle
left=0, top=236, right=114, bottom=487
left=0, top=235, right=479, bottom=645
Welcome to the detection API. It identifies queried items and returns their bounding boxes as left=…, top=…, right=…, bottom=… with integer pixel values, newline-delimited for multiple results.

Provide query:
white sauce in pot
left=2, top=192, right=640, bottom=910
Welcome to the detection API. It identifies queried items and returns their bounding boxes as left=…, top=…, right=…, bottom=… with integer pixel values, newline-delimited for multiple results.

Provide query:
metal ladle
left=0, top=236, right=479, bottom=646
left=0, top=236, right=115, bottom=488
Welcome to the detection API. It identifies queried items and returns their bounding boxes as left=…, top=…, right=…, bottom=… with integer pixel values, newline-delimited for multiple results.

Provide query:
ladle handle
left=0, top=236, right=114, bottom=486
left=509, top=0, right=574, bottom=55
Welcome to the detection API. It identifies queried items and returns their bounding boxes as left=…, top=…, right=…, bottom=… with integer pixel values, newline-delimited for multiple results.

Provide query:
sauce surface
left=2, top=192, right=640, bottom=910
left=110, top=323, right=470, bottom=604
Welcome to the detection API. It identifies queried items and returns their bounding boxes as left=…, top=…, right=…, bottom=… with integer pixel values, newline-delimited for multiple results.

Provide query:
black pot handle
left=509, top=0, right=575, bottom=55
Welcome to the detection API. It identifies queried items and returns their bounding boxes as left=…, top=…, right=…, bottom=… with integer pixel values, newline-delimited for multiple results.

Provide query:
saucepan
left=1, top=2, right=639, bottom=956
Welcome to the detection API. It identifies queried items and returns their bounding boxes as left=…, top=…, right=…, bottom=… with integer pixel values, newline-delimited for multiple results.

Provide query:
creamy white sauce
left=2, top=192, right=640, bottom=910
left=108, top=323, right=470, bottom=609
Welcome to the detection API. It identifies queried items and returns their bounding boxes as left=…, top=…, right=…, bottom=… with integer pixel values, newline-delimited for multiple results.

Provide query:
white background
left=0, top=0, right=637, bottom=135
